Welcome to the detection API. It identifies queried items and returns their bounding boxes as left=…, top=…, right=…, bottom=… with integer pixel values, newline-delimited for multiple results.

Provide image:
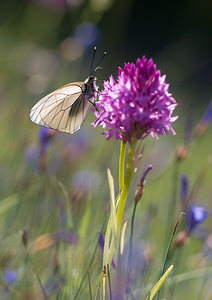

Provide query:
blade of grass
left=103, top=192, right=121, bottom=274
left=127, top=200, right=137, bottom=285
left=107, top=264, right=113, bottom=300
left=54, top=178, right=73, bottom=228
left=0, top=194, right=18, bottom=215
left=146, top=265, right=174, bottom=300
left=73, top=230, right=102, bottom=300
left=28, top=255, right=48, bottom=300
left=133, top=265, right=212, bottom=298
left=88, top=270, right=93, bottom=300
left=94, top=286, right=100, bottom=300
left=120, top=221, right=128, bottom=255
left=156, top=212, right=185, bottom=300
left=165, top=161, right=180, bottom=244
left=107, top=169, right=118, bottom=240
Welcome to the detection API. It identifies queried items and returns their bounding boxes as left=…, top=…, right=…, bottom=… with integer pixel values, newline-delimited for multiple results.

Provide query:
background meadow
left=0, top=0, right=212, bottom=299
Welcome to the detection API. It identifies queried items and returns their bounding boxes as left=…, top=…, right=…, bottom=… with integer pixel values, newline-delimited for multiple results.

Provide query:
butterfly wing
left=30, top=83, right=92, bottom=134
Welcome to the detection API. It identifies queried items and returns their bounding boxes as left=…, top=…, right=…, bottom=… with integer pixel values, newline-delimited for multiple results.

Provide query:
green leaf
left=146, top=265, right=174, bottom=300
left=55, top=179, right=73, bottom=228
left=107, top=168, right=118, bottom=239
left=120, top=220, right=128, bottom=255
left=0, top=194, right=18, bottom=215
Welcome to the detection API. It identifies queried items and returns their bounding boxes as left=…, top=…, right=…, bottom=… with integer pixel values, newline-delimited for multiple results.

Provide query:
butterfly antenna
left=90, top=46, right=97, bottom=76
left=94, top=51, right=107, bottom=74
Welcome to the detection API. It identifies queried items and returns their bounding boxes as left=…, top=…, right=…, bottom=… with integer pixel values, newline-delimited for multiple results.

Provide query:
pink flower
left=92, top=56, right=178, bottom=143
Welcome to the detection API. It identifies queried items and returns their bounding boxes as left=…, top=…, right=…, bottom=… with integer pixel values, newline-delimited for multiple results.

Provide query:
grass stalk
left=166, top=161, right=180, bottom=239
left=127, top=200, right=138, bottom=291
left=88, top=270, right=93, bottom=300
left=107, top=264, right=113, bottom=300
left=157, top=212, right=184, bottom=300
left=73, top=235, right=100, bottom=300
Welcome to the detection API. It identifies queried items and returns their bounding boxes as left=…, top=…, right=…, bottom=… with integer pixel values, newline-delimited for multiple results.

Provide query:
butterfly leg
left=88, top=99, right=100, bottom=113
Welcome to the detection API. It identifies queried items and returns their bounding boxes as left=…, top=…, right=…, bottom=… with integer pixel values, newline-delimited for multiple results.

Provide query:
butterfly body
left=30, top=76, right=97, bottom=134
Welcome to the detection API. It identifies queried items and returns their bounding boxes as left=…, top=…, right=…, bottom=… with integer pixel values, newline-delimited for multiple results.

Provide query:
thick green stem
left=119, top=141, right=127, bottom=192
left=117, top=138, right=137, bottom=230
left=103, top=139, right=136, bottom=300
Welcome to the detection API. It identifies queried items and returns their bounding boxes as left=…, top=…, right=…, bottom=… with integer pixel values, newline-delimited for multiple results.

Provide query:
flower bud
left=134, top=165, right=153, bottom=204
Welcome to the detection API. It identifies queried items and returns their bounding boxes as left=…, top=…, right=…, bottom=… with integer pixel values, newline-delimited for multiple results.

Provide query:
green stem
left=117, top=138, right=137, bottom=230
left=103, top=193, right=121, bottom=275
left=167, top=161, right=180, bottom=235
left=27, top=255, right=48, bottom=300
left=103, top=139, right=136, bottom=300
left=169, top=246, right=183, bottom=296
left=157, top=212, right=184, bottom=300
left=127, top=200, right=138, bottom=288
left=74, top=228, right=102, bottom=300
left=107, top=264, right=113, bottom=300
left=103, top=140, right=128, bottom=270
left=119, top=141, right=127, bottom=192
left=88, top=271, right=93, bottom=300
left=198, top=264, right=210, bottom=300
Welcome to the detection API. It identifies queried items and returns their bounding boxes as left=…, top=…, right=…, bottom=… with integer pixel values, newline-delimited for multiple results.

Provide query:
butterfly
left=30, top=48, right=105, bottom=134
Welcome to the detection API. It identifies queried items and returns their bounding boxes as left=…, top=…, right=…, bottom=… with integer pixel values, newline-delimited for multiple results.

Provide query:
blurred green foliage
left=0, top=0, right=212, bottom=299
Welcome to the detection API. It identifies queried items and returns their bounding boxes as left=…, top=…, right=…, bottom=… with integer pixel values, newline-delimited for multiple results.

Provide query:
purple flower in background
left=75, top=22, right=100, bottom=46
left=38, top=127, right=57, bottom=170
left=72, top=170, right=101, bottom=192
left=184, top=117, right=194, bottom=145
left=201, top=100, right=212, bottom=125
left=39, top=127, right=57, bottom=150
left=174, top=178, right=209, bottom=248
left=180, top=174, right=188, bottom=206
left=195, top=100, right=212, bottom=137
left=186, top=205, right=209, bottom=234
left=98, top=233, right=116, bottom=269
left=25, top=145, right=39, bottom=163
left=93, top=56, right=178, bottom=142
left=3, top=270, right=17, bottom=285
left=98, top=233, right=105, bottom=252
left=174, top=205, right=209, bottom=248
left=66, top=130, right=92, bottom=159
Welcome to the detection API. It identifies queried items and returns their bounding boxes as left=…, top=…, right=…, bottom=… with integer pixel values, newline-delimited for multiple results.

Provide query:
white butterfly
left=30, top=48, right=105, bottom=134
left=30, top=76, right=97, bottom=134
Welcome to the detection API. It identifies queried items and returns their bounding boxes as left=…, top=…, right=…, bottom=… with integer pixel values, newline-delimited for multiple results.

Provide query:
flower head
left=93, top=56, right=178, bottom=142
left=135, top=165, right=153, bottom=204
left=186, top=205, right=209, bottom=233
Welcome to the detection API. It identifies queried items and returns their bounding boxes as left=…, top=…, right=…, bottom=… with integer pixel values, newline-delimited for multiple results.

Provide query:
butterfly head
left=82, top=76, right=97, bottom=99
